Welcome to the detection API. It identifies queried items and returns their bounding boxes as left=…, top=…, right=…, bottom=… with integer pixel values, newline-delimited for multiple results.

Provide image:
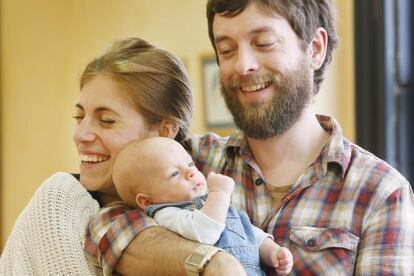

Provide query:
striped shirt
left=85, top=115, right=414, bottom=275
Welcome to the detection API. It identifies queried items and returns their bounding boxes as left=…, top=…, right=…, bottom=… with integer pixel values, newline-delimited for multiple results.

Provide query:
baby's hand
left=270, top=246, right=293, bottom=275
left=206, top=172, right=235, bottom=194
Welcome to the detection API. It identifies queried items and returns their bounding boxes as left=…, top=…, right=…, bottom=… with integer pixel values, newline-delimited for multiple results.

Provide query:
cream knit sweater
left=0, top=172, right=101, bottom=275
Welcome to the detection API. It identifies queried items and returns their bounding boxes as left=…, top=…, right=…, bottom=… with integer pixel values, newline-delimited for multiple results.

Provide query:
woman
left=0, top=37, right=192, bottom=275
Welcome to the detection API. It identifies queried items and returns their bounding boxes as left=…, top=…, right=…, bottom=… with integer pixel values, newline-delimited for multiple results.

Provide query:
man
left=86, top=0, right=414, bottom=275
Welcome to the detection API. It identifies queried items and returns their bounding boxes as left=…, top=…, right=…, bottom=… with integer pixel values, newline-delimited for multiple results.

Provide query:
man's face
left=212, top=3, right=314, bottom=138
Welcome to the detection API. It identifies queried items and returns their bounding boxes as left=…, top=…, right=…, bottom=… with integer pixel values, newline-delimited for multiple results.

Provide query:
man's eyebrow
left=75, top=103, right=83, bottom=110
left=214, top=26, right=277, bottom=44
left=214, top=35, right=231, bottom=45
left=250, top=26, right=276, bottom=35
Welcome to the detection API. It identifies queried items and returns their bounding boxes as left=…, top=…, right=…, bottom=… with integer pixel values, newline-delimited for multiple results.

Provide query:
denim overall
left=146, top=195, right=265, bottom=276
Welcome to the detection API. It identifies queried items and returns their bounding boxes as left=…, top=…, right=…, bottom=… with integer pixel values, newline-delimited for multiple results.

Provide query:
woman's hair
left=206, top=0, right=339, bottom=95
left=80, top=37, right=193, bottom=145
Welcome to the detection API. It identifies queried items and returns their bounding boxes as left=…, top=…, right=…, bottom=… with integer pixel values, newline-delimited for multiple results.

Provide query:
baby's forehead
left=125, top=138, right=191, bottom=167
left=152, top=139, right=187, bottom=154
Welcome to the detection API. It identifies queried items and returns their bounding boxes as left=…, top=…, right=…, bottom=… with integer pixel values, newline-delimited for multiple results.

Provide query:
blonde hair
left=80, top=37, right=193, bottom=144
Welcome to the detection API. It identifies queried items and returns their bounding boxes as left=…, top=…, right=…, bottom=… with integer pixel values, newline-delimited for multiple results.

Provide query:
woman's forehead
left=79, top=75, right=136, bottom=113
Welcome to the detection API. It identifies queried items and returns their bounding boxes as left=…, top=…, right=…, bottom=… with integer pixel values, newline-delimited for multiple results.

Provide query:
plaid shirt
left=84, top=202, right=157, bottom=275
left=85, top=115, right=414, bottom=275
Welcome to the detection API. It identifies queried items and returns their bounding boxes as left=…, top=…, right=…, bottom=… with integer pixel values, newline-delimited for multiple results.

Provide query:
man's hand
left=204, top=251, right=247, bottom=276
left=116, top=226, right=245, bottom=275
left=207, top=172, right=235, bottom=194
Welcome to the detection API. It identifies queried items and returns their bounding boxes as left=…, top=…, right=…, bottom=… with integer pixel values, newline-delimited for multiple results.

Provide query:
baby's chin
left=194, top=186, right=208, bottom=197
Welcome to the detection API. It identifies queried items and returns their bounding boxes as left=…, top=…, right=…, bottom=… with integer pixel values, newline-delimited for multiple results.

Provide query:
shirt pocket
left=289, top=226, right=359, bottom=275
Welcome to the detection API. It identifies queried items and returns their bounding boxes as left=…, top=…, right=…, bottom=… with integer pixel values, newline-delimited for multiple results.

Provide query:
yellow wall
left=0, top=0, right=354, bottom=248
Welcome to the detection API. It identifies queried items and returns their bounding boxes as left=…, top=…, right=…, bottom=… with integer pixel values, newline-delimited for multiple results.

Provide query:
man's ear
left=136, top=193, right=153, bottom=210
left=310, top=27, right=328, bottom=70
left=158, top=119, right=179, bottom=138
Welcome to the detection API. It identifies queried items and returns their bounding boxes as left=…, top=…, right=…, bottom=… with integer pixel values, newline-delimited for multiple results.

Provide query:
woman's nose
left=73, top=119, right=96, bottom=144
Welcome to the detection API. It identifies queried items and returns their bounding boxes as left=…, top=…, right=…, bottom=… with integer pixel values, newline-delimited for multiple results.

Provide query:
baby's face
left=147, top=140, right=207, bottom=204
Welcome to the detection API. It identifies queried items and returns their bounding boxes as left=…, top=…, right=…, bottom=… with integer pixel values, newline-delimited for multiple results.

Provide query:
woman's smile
left=80, top=154, right=109, bottom=163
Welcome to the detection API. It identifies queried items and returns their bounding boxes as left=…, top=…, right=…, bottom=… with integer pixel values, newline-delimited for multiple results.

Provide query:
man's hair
left=206, top=0, right=339, bottom=94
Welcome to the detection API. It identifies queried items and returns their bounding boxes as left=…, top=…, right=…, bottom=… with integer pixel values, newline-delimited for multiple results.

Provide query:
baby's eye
left=171, top=171, right=179, bottom=178
left=188, top=162, right=194, bottom=167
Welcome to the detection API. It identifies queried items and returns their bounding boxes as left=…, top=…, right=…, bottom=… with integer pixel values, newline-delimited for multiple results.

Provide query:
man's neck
left=246, top=107, right=330, bottom=186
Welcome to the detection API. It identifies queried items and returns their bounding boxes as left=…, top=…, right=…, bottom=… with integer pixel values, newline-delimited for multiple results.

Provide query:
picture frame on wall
left=201, top=54, right=234, bottom=128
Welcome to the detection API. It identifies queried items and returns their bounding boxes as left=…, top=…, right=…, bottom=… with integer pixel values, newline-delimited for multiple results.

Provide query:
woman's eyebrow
left=75, top=103, right=83, bottom=110
left=95, top=107, right=121, bottom=117
left=74, top=104, right=119, bottom=116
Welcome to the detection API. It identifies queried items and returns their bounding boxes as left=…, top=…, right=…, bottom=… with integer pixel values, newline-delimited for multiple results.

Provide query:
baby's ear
left=136, top=193, right=153, bottom=210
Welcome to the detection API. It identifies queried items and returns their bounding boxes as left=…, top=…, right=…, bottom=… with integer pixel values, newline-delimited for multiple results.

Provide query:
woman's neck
left=95, top=191, right=122, bottom=206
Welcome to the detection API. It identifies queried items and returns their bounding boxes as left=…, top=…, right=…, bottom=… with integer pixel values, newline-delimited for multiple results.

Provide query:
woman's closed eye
left=72, top=115, right=84, bottom=123
left=99, top=116, right=116, bottom=126
left=100, top=118, right=116, bottom=124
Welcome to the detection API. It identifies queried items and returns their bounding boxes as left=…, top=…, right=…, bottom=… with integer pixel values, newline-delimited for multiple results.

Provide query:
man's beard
left=220, top=61, right=313, bottom=139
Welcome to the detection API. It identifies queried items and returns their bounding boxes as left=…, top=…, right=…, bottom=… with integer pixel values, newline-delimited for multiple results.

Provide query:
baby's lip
left=193, top=182, right=203, bottom=190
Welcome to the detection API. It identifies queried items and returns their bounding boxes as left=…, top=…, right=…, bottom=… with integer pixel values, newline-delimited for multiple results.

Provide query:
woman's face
left=73, top=74, right=157, bottom=196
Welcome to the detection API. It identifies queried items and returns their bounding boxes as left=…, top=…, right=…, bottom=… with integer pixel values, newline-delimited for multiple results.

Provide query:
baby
left=112, top=137, right=293, bottom=275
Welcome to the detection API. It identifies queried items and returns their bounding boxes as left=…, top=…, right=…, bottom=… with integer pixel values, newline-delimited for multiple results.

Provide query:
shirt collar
left=222, top=115, right=351, bottom=179
left=316, top=114, right=351, bottom=179
left=223, top=130, right=246, bottom=161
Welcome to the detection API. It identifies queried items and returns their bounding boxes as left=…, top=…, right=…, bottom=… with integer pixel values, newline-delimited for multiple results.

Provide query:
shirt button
left=255, top=178, right=264, bottom=186
left=307, top=238, right=316, bottom=247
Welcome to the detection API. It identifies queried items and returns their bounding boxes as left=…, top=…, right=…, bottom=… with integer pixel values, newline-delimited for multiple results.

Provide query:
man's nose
left=234, top=47, right=259, bottom=75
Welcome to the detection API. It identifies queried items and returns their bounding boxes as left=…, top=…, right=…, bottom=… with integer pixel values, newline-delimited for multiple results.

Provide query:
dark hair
left=206, top=0, right=339, bottom=94
left=80, top=37, right=193, bottom=144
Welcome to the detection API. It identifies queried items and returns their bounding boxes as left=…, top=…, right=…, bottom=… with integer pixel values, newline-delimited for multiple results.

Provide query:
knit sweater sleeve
left=0, top=172, right=101, bottom=275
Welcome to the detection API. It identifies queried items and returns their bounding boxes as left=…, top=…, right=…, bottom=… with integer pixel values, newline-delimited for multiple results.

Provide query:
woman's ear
left=136, top=193, right=153, bottom=210
left=310, top=27, right=328, bottom=70
left=158, top=119, right=179, bottom=138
